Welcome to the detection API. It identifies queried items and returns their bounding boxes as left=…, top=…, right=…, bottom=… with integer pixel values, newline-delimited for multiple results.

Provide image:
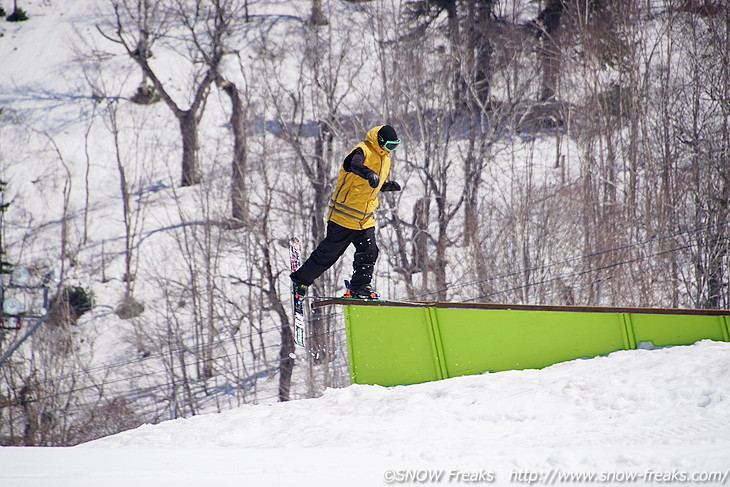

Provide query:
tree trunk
left=20, top=385, right=38, bottom=446
left=310, top=0, right=328, bottom=26
left=309, top=120, right=333, bottom=364
left=536, top=0, right=565, bottom=102
left=278, top=321, right=296, bottom=401
left=179, top=110, right=200, bottom=187
left=311, top=120, right=332, bottom=243
left=221, top=81, right=248, bottom=222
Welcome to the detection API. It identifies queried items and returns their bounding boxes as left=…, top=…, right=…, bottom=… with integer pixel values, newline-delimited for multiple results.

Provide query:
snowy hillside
left=2, top=340, right=730, bottom=486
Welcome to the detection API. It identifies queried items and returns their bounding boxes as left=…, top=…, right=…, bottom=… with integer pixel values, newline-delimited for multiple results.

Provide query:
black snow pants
left=291, top=221, right=379, bottom=291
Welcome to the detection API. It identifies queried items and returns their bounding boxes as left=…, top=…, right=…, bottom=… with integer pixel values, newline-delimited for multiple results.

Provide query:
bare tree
left=98, top=0, right=240, bottom=186
left=672, top=4, right=730, bottom=308
left=218, top=78, right=249, bottom=225
left=310, top=0, right=328, bottom=26
left=404, top=0, right=496, bottom=112
left=533, top=0, right=566, bottom=102
left=254, top=9, right=366, bottom=372
left=103, top=98, right=146, bottom=315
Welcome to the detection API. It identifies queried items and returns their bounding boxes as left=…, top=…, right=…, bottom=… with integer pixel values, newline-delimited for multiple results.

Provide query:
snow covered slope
left=2, top=340, right=729, bottom=486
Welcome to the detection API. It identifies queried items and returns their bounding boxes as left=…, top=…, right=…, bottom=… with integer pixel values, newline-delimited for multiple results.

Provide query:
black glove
left=380, top=181, right=401, bottom=192
left=366, top=172, right=380, bottom=188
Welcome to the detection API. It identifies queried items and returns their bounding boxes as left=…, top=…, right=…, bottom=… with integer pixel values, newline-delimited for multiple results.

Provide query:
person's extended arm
left=344, top=149, right=380, bottom=188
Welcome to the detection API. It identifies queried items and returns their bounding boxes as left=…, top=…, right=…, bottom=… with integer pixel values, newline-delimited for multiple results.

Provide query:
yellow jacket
left=327, top=126, right=392, bottom=230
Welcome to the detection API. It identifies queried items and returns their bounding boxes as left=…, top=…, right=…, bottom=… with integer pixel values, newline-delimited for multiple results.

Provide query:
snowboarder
left=290, top=124, right=402, bottom=299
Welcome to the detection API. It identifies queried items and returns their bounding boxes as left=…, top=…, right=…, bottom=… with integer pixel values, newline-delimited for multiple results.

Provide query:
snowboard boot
left=291, top=277, right=308, bottom=298
left=347, top=284, right=380, bottom=300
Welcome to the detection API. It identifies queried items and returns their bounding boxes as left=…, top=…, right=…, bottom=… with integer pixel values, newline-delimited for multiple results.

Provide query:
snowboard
left=289, top=237, right=306, bottom=347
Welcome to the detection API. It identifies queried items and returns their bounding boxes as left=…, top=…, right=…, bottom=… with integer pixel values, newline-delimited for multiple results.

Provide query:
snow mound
left=60, top=340, right=730, bottom=485
left=2, top=341, right=730, bottom=485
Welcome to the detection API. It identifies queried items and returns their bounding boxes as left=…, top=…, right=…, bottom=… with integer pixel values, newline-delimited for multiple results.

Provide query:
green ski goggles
left=378, top=136, right=401, bottom=151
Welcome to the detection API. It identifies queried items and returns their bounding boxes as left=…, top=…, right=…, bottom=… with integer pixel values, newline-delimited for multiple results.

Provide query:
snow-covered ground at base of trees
left=2, top=339, right=730, bottom=486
